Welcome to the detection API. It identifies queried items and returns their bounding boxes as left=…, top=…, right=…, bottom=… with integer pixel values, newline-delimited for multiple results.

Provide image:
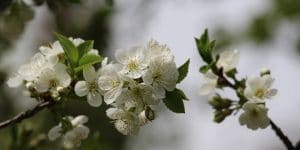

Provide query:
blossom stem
left=0, top=99, right=56, bottom=129
left=270, top=120, right=295, bottom=150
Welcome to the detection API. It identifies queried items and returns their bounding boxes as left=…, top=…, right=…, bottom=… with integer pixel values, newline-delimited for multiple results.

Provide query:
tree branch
left=270, top=120, right=295, bottom=150
left=0, top=99, right=56, bottom=129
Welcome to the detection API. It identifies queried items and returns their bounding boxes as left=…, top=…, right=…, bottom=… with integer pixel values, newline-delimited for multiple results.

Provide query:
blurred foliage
left=0, top=0, right=128, bottom=149
left=215, top=0, right=300, bottom=51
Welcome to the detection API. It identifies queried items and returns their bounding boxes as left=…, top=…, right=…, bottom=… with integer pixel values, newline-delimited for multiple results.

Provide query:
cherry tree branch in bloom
left=0, top=99, right=56, bottom=129
left=213, top=68, right=295, bottom=149
left=270, top=120, right=295, bottom=150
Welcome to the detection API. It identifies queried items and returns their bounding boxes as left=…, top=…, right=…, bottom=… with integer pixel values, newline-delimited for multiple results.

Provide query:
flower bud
left=209, top=96, right=232, bottom=110
left=260, top=68, right=271, bottom=76
left=213, top=109, right=232, bottom=123
left=50, top=90, right=61, bottom=101
left=145, top=106, right=155, bottom=121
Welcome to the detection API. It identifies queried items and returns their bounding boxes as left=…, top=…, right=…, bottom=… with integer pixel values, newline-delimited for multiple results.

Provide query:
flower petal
left=48, top=125, right=62, bottom=141
left=74, top=81, right=89, bottom=97
left=83, top=66, right=97, bottom=82
left=7, top=76, right=23, bottom=88
left=71, top=115, right=88, bottom=126
left=87, top=92, right=102, bottom=107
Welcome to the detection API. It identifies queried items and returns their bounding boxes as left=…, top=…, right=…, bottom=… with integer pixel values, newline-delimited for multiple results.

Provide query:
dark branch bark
left=0, top=100, right=56, bottom=129
left=270, top=120, right=295, bottom=150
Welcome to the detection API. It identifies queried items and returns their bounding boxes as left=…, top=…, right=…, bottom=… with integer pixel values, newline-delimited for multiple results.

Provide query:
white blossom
left=244, top=75, right=277, bottom=103
left=106, top=107, right=141, bottom=135
left=142, top=56, right=178, bottom=99
left=35, top=63, right=71, bottom=93
left=75, top=66, right=103, bottom=107
left=146, top=39, right=174, bottom=62
left=39, top=41, right=64, bottom=65
left=48, top=115, right=89, bottom=149
left=98, top=64, right=124, bottom=104
left=199, top=70, right=218, bottom=95
left=115, top=47, right=149, bottom=79
left=216, top=49, right=239, bottom=72
left=239, top=103, right=270, bottom=130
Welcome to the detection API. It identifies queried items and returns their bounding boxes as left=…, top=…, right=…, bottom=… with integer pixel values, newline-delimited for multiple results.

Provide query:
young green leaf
left=177, top=59, right=190, bottom=83
left=195, top=29, right=215, bottom=64
left=75, top=54, right=102, bottom=72
left=78, top=40, right=94, bottom=57
left=55, top=33, right=79, bottom=67
left=163, top=89, right=186, bottom=113
left=175, top=88, right=189, bottom=101
left=199, top=65, right=210, bottom=73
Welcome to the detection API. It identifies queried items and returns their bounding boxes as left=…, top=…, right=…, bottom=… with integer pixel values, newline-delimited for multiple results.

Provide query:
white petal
left=7, top=76, right=23, bottom=88
left=71, top=115, right=88, bottom=126
left=199, top=82, right=216, bottom=95
left=153, top=83, right=166, bottom=99
left=106, top=108, right=124, bottom=119
left=115, top=49, right=129, bottom=64
left=74, top=81, right=89, bottom=97
left=87, top=92, right=102, bottom=107
left=104, top=88, right=122, bottom=104
left=59, top=72, right=71, bottom=88
left=74, top=125, right=89, bottom=139
left=98, top=76, right=113, bottom=91
left=266, top=89, right=278, bottom=98
left=83, top=66, right=97, bottom=82
left=142, top=70, right=153, bottom=85
left=48, top=125, right=62, bottom=141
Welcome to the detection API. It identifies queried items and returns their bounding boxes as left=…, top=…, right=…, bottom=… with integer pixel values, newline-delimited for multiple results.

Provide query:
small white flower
left=115, top=47, right=149, bottom=79
left=216, top=49, right=239, bottom=72
left=98, top=64, right=124, bottom=104
left=142, top=56, right=178, bottom=99
left=199, top=70, right=218, bottom=95
left=39, top=41, right=64, bottom=65
left=7, top=53, right=52, bottom=88
left=239, top=103, right=270, bottom=130
left=48, top=115, right=89, bottom=149
left=63, top=125, right=89, bottom=149
left=244, top=75, right=277, bottom=103
left=146, top=39, right=174, bottom=62
left=35, top=63, right=71, bottom=93
left=75, top=66, right=103, bottom=107
left=106, top=107, right=140, bottom=135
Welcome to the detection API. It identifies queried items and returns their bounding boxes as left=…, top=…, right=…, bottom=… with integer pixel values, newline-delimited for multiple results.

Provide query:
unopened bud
left=260, top=68, right=271, bottom=76
left=50, top=90, right=61, bottom=101
left=25, top=82, right=34, bottom=90
left=145, top=106, right=155, bottom=121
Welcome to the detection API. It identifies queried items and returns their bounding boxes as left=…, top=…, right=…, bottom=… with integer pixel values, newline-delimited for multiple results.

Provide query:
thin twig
left=0, top=100, right=56, bottom=129
left=270, top=120, right=295, bottom=150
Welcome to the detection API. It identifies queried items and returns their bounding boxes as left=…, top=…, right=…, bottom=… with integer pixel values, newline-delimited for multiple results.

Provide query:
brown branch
left=270, top=120, right=295, bottom=150
left=0, top=99, right=56, bottom=129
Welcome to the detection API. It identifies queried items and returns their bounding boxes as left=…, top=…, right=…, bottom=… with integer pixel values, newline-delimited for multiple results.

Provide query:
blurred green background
left=0, top=0, right=299, bottom=150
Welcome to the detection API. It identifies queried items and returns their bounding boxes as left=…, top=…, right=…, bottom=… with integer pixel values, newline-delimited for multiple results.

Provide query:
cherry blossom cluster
left=197, top=30, right=277, bottom=130
left=7, top=34, right=189, bottom=148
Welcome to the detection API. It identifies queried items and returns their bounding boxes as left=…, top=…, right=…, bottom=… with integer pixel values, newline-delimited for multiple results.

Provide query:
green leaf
left=177, top=59, right=190, bottom=83
left=78, top=40, right=94, bottom=57
left=55, top=33, right=79, bottom=66
left=175, top=88, right=189, bottom=101
left=195, top=29, right=215, bottom=63
left=163, top=89, right=186, bottom=113
left=75, top=54, right=102, bottom=72
left=199, top=65, right=210, bottom=73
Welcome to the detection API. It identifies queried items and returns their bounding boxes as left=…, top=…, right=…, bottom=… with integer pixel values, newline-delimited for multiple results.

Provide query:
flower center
left=88, top=82, right=98, bottom=91
left=49, top=79, right=58, bottom=88
left=127, top=59, right=139, bottom=70
left=112, top=80, right=120, bottom=88
left=255, top=89, right=265, bottom=99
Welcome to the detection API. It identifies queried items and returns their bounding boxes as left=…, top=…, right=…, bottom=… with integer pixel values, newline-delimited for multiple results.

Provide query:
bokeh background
left=0, top=0, right=299, bottom=149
